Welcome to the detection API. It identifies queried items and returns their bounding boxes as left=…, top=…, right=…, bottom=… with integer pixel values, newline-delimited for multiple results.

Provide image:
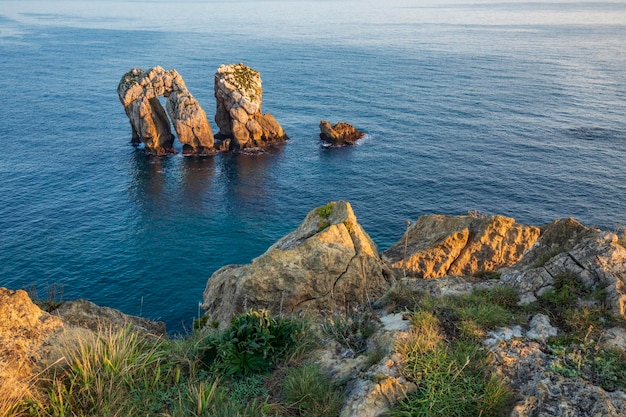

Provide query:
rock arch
left=117, top=66, right=218, bottom=155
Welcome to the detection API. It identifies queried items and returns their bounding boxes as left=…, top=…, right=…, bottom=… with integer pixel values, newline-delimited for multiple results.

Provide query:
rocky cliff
left=214, top=63, right=288, bottom=150
left=202, top=201, right=394, bottom=327
left=3, top=206, right=626, bottom=417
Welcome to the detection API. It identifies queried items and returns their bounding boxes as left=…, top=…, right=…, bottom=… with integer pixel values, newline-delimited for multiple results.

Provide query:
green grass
left=389, top=310, right=510, bottom=417
left=409, top=286, right=525, bottom=342
left=11, top=310, right=319, bottom=417
left=384, top=286, right=524, bottom=416
left=283, top=363, right=344, bottom=417
left=535, top=273, right=626, bottom=390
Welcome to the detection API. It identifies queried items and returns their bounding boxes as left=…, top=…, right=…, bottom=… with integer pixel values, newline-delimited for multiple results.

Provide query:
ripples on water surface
left=1, top=0, right=625, bottom=331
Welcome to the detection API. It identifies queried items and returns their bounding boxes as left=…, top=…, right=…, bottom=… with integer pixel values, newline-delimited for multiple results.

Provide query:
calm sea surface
left=1, top=0, right=625, bottom=332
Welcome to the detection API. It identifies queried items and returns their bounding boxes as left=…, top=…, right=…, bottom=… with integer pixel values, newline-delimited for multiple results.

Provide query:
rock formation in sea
left=319, top=120, right=365, bottom=146
left=118, top=66, right=219, bottom=155
left=201, top=201, right=394, bottom=327
left=214, top=63, right=288, bottom=150
left=382, top=213, right=541, bottom=278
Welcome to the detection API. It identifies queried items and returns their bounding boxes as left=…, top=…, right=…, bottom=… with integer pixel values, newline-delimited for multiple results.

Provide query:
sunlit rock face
left=319, top=120, right=365, bottom=146
left=214, top=63, right=288, bottom=150
left=118, top=66, right=216, bottom=155
left=382, top=214, right=541, bottom=279
left=0, top=288, right=63, bottom=406
left=201, top=201, right=394, bottom=327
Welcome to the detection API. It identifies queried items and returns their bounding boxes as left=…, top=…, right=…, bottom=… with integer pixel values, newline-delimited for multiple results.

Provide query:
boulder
left=382, top=214, right=540, bottom=279
left=214, top=63, right=288, bottom=150
left=319, top=120, right=365, bottom=146
left=202, top=201, right=394, bottom=327
left=118, top=66, right=216, bottom=155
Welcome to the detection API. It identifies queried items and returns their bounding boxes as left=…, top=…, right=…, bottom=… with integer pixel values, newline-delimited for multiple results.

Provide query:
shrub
left=317, top=203, right=334, bottom=218
left=317, top=203, right=335, bottom=231
left=200, top=310, right=305, bottom=377
left=283, top=363, right=344, bottom=417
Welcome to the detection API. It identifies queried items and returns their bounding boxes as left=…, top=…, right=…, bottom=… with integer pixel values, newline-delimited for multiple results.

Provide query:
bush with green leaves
left=201, top=309, right=304, bottom=377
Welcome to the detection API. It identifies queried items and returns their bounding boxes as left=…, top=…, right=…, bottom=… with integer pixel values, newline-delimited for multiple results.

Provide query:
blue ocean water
left=1, top=0, right=625, bottom=332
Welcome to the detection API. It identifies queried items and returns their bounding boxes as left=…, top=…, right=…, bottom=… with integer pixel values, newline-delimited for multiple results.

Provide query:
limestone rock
left=214, top=63, right=287, bottom=150
left=315, top=313, right=416, bottom=417
left=601, top=327, right=626, bottom=351
left=382, top=214, right=540, bottom=279
left=319, top=120, right=365, bottom=146
left=526, top=313, right=558, bottom=342
left=118, top=66, right=215, bottom=155
left=202, top=201, right=394, bottom=327
left=501, top=229, right=626, bottom=318
left=0, top=288, right=63, bottom=407
left=53, top=299, right=166, bottom=336
left=488, top=339, right=626, bottom=417
left=512, top=217, right=596, bottom=269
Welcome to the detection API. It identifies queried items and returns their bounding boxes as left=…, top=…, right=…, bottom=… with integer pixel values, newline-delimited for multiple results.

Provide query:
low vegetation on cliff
left=3, top=207, right=626, bottom=416
left=3, top=279, right=626, bottom=417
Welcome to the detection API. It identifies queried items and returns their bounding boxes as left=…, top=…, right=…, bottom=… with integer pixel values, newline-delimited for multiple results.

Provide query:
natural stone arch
left=118, top=66, right=217, bottom=155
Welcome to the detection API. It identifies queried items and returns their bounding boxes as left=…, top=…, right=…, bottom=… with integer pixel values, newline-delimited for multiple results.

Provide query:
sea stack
left=214, top=63, right=288, bottom=150
left=319, top=120, right=365, bottom=146
left=118, top=66, right=216, bottom=155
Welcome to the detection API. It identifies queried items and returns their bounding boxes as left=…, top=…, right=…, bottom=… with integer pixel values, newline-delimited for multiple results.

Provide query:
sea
left=1, top=0, right=625, bottom=333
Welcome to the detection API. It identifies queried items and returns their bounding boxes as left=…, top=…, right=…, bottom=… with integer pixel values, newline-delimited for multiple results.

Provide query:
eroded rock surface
left=214, top=63, right=287, bottom=150
left=0, top=288, right=63, bottom=406
left=489, top=338, right=626, bottom=417
left=336, top=319, right=417, bottom=417
left=319, top=120, right=365, bottom=146
left=382, top=214, right=540, bottom=278
left=202, top=201, right=394, bottom=327
left=118, top=66, right=216, bottom=155
left=501, top=224, right=626, bottom=318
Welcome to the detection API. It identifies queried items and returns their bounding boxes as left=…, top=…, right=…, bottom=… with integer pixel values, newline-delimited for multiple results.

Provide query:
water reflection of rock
left=181, top=157, right=215, bottom=212
left=129, top=152, right=218, bottom=215
left=220, top=147, right=284, bottom=215
left=128, top=152, right=173, bottom=214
